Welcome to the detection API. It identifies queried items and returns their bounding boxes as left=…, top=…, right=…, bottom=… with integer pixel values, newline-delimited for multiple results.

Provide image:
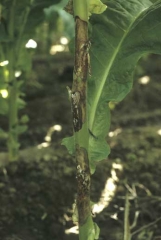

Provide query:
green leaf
left=20, top=114, right=29, bottom=124
left=7, top=139, right=20, bottom=151
left=16, top=98, right=26, bottom=109
left=87, top=0, right=161, bottom=171
left=0, top=96, right=8, bottom=115
left=16, top=124, right=28, bottom=134
left=17, top=81, right=24, bottom=89
left=17, top=48, right=32, bottom=72
left=79, top=216, right=100, bottom=240
left=0, top=128, right=8, bottom=139
left=89, top=137, right=110, bottom=174
left=89, top=0, right=107, bottom=17
left=0, top=20, right=10, bottom=42
left=61, top=136, right=75, bottom=154
left=0, top=81, right=7, bottom=89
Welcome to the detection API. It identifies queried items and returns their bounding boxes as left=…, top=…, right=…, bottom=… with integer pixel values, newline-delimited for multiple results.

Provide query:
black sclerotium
left=71, top=91, right=82, bottom=132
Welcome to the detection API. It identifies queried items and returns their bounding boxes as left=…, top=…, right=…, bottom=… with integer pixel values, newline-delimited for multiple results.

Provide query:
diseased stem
left=72, top=16, right=91, bottom=224
left=72, top=1, right=96, bottom=239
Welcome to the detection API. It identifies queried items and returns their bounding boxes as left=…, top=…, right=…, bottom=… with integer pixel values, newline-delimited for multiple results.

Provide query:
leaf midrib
left=89, top=7, right=148, bottom=134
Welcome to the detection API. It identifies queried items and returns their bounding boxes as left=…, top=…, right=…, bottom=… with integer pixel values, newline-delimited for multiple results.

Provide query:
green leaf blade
left=88, top=0, right=161, bottom=171
left=61, top=136, right=75, bottom=155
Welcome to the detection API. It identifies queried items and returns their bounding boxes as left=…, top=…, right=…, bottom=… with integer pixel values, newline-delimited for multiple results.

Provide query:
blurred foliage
left=0, top=0, right=64, bottom=156
left=35, top=0, right=74, bottom=54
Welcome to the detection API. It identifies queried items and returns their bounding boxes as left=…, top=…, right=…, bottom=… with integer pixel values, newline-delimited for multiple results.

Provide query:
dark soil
left=0, top=53, right=161, bottom=240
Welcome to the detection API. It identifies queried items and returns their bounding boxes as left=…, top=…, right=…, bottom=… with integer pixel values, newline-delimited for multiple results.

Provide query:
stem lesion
left=72, top=15, right=91, bottom=226
left=72, top=1, right=96, bottom=239
left=76, top=146, right=91, bottom=225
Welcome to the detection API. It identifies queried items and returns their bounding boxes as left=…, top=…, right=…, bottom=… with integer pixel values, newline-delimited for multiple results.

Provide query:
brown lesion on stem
left=71, top=16, right=92, bottom=226
left=76, top=146, right=91, bottom=225
left=72, top=17, right=90, bottom=130
left=74, top=17, right=89, bottom=82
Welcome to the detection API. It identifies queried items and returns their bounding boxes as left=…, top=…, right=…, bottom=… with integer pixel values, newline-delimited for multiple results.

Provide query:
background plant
left=0, top=0, right=61, bottom=161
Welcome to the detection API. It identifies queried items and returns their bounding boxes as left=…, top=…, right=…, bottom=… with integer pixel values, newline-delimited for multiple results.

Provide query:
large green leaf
left=87, top=0, right=161, bottom=172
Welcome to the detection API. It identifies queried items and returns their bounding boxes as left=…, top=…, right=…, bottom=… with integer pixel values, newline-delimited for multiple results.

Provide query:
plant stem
left=131, top=217, right=161, bottom=237
left=73, top=0, right=88, bottom=22
left=7, top=46, right=19, bottom=161
left=8, top=0, right=16, bottom=40
left=124, top=194, right=131, bottom=240
left=7, top=0, right=19, bottom=161
left=16, top=5, right=31, bottom=59
left=6, top=0, right=31, bottom=161
left=72, top=1, right=97, bottom=239
left=0, top=44, right=9, bottom=83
